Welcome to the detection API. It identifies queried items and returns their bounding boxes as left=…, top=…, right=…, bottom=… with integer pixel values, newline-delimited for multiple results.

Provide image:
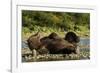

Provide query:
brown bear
left=40, top=32, right=77, bottom=54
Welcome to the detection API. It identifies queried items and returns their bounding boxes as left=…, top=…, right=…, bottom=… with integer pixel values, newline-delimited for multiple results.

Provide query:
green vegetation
left=22, top=10, right=90, bottom=39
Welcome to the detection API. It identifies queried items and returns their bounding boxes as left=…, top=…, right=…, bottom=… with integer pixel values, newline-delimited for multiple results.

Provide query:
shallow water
left=79, top=38, right=90, bottom=47
left=22, top=40, right=28, bottom=49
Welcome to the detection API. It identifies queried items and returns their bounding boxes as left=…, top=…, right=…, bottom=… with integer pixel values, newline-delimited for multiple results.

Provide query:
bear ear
left=33, top=31, right=41, bottom=38
left=36, top=32, right=41, bottom=38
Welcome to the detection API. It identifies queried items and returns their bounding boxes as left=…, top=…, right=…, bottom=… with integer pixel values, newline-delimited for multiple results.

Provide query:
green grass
left=22, top=26, right=66, bottom=40
left=22, top=25, right=90, bottom=40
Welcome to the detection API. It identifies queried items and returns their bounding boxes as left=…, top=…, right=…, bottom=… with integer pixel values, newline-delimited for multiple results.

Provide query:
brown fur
left=40, top=32, right=78, bottom=54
